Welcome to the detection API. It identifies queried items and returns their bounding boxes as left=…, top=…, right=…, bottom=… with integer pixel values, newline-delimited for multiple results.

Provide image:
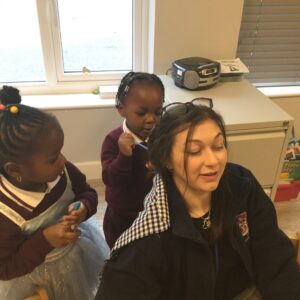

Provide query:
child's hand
left=61, top=201, right=88, bottom=231
left=118, top=132, right=135, bottom=156
left=43, top=223, right=80, bottom=248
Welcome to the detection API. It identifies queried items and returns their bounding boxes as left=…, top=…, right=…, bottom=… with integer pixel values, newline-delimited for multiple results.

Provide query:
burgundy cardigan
left=101, top=126, right=154, bottom=248
left=0, top=161, right=98, bottom=280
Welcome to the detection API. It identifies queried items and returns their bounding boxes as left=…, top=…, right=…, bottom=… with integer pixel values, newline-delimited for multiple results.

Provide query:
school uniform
left=0, top=161, right=109, bottom=300
left=101, top=121, right=154, bottom=248
left=96, top=163, right=300, bottom=300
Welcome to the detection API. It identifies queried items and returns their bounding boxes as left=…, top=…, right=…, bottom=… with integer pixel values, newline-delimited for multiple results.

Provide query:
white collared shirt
left=122, top=120, right=148, bottom=143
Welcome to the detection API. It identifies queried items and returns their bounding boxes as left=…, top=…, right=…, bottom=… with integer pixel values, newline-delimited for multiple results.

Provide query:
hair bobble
left=9, top=105, right=19, bottom=114
left=0, top=104, right=20, bottom=114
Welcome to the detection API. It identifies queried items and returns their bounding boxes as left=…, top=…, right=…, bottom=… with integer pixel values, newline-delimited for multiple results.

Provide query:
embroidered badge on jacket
left=236, top=211, right=250, bottom=241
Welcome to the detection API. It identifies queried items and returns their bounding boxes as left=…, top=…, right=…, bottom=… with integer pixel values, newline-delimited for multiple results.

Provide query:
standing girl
left=101, top=72, right=164, bottom=248
left=0, top=104, right=108, bottom=300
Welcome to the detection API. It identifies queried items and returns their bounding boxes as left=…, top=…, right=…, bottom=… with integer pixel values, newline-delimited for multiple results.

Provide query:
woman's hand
left=61, top=201, right=88, bottom=231
left=43, top=223, right=80, bottom=248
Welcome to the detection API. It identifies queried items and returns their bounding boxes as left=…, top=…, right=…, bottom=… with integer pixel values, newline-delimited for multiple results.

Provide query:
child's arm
left=0, top=216, right=50, bottom=279
left=0, top=216, right=80, bottom=280
left=101, top=133, right=134, bottom=187
left=65, top=161, right=98, bottom=218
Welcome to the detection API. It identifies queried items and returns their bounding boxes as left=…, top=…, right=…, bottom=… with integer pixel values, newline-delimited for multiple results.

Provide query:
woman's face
left=169, top=118, right=227, bottom=196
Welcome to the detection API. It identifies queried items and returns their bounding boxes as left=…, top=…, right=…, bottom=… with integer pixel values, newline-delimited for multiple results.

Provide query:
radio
left=171, top=57, right=220, bottom=90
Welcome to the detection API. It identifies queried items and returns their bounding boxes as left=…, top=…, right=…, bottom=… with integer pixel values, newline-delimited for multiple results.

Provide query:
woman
left=96, top=100, right=300, bottom=300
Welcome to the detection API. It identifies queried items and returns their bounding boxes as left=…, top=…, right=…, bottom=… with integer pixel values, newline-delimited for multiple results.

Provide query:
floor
left=274, top=197, right=300, bottom=239
left=89, top=180, right=106, bottom=233
left=89, top=180, right=300, bottom=240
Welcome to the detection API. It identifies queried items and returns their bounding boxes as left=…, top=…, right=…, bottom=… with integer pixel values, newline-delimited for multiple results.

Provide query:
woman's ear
left=165, top=160, right=173, bottom=172
left=4, top=161, right=21, bottom=179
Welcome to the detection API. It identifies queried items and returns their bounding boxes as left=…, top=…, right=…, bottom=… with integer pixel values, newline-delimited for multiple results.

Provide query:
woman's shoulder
left=111, top=230, right=173, bottom=262
left=225, top=162, right=263, bottom=204
left=226, top=162, right=254, bottom=180
left=226, top=163, right=257, bottom=190
left=225, top=163, right=272, bottom=211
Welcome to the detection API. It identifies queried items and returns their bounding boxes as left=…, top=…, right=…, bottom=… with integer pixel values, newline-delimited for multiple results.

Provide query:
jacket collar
left=112, top=174, right=170, bottom=252
left=112, top=173, right=208, bottom=254
left=122, top=120, right=148, bottom=143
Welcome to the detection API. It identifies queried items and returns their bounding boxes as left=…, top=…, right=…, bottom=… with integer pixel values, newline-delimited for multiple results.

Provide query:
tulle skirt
left=0, top=217, right=109, bottom=300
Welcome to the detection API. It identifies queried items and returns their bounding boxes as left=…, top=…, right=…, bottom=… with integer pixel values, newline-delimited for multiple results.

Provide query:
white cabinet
left=159, top=75, right=294, bottom=200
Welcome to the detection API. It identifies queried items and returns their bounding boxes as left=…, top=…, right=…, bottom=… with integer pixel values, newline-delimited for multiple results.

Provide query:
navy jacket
left=97, top=163, right=300, bottom=300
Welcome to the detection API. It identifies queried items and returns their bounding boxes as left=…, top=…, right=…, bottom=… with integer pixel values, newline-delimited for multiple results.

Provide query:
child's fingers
left=61, top=215, right=79, bottom=227
left=64, top=229, right=81, bottom=241
left=61, top=215, right=76, bottom=223
left=68, top=201, right=81, bottom=213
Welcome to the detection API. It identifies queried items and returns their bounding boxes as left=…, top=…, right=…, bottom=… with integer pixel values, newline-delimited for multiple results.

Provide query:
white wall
left=271, top=97, right=300, bottom=138
left=152, top=0, right=244, bottom=74
left=41, top=0, right=300, bottom=180
left=44, top=0, right=245, bottom=180
left=46, top=107, right=122, bottom=180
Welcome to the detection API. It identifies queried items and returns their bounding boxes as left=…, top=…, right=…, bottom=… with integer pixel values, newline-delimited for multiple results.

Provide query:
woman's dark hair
left=0, top=104, right=62, bottom=174
left=115, top=71, right=165, bottom=108
left=148, top=103, right=232, bottom=241
left=0, top=85, right=22, bottom=105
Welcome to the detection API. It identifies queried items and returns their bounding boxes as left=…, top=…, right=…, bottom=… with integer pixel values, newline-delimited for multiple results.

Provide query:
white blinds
left=236, top=0, right=300, bottom=87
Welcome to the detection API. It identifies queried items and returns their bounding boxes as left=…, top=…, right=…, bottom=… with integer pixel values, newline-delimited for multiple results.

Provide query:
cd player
left=171, top=57, right=220, bottom=90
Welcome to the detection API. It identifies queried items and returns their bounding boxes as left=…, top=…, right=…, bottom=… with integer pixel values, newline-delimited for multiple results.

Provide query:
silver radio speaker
left=172, top=57, right=220, bottom=90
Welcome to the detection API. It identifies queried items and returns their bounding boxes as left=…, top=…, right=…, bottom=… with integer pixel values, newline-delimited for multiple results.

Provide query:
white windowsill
left=258, top=86, right=300, bottom=98
left=22, top=93, right=116, bottom=111
left=21, top=84, right=300, bottom=111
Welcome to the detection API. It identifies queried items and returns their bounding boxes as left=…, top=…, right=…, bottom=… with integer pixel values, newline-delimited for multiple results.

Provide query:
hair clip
left=0, top=104, right=5, bottom=111
left=124, top=85, right=130, bottom=94
left=8, top=105, right=19, bottom=114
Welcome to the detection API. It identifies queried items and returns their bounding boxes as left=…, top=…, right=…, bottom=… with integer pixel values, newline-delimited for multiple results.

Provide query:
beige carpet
left=89, top=180, right=107, bottom=233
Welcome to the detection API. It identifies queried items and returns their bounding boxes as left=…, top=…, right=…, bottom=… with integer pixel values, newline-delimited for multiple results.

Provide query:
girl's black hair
left=115, top=71, right=165, bottom=108
left=148, top=103, right=232, bottom=241
left=0, top=85, right=22, bottom=105
left=0, top=104, right=62, bottom=174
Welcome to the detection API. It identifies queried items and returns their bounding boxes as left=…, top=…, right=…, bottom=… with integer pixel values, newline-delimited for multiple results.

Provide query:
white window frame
left=17, top=0, right=150, bottom=95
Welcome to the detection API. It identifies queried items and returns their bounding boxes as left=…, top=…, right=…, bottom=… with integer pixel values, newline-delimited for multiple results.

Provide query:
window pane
left=57, top=0, right=132, bottom=73
left=0, top=0, right=45, bottom=83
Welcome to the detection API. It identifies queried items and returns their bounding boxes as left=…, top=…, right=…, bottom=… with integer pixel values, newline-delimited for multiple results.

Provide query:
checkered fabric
left=112, top=174, right=170, bottom=253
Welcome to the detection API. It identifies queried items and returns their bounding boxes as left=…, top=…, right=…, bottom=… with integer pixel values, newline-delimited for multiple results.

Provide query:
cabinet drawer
left=227, top=131, right=285, bottom=187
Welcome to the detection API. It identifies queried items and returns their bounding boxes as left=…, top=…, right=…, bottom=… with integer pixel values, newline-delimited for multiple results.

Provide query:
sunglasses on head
left=162, top=97, right=213, bottom=117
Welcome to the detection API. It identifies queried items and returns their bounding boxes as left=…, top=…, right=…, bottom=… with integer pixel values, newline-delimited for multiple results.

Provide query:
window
left=57, top=0, right=133, bottom=74
left=0, top=0, right=148, bottom=94
left=236, top=0, right=300, bottom=87
left=0, top=0, right=45, bottom=83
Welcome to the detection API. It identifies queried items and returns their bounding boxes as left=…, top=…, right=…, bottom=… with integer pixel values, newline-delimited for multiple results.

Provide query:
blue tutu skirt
left=0, top=217, right=109, bottom=300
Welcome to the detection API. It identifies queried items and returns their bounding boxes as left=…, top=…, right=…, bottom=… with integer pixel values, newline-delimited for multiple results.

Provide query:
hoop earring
left=165, top=165, right=173, bottom=173
left=16, top=175, right=22, bottom=183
